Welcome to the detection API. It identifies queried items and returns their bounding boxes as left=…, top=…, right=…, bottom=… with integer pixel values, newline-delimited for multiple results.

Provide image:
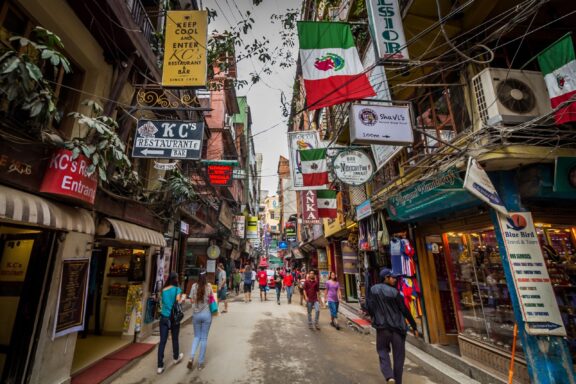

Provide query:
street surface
left=112, top=292, right=440, bottom=384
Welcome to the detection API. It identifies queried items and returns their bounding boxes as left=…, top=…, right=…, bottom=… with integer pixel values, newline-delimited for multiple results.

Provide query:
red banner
left=207, top=164, right=233, bottom=186
left=40, top=149, right=98, bottom=204
left=301, top=190, right=320, bottom=224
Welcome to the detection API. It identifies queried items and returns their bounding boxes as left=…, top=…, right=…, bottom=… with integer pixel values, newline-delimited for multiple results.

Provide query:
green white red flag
left=317, top=190, right=337, bottom=218
left=537, top=35, right=576, bottom=124
left=299, top=148, right=328, bottom=187
left=297, top=22, right=376, bottom=110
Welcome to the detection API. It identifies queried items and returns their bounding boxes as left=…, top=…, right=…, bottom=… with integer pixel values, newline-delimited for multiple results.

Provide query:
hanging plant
left=64, top=100, right=131, bottom=182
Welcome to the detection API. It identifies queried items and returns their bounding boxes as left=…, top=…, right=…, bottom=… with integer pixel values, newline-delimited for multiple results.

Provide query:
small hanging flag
left=299, top=148, right=329, bottom=187
left=317, top=190, right=337, bottom=218
left=297, top=21, right=376, bottom=110
left=537, top=34, right=576, bottom=124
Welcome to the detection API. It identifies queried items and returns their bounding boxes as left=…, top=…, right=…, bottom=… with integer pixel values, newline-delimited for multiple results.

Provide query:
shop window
left=444, top=230, right=522, bottom=355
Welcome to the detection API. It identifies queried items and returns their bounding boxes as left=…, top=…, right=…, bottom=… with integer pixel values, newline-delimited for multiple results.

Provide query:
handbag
left=170, top=288, right=184, bottom=325
left=209, top=291, right=219, bottom=316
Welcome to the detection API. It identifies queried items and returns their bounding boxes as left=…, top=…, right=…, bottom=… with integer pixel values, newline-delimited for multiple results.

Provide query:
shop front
left=71, top=217, right=166, bottom=375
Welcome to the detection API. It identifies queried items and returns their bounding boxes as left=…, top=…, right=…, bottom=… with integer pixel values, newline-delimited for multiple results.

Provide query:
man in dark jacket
left=367, top=268, right=418, bottom=384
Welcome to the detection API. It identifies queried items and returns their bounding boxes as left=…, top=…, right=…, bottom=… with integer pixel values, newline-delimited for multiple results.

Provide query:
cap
left=379, top=268, right=401, bottom=279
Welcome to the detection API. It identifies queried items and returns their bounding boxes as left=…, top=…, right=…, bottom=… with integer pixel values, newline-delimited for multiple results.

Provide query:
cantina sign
left=40, top=149, right=98, bottom=205
left=332, top=150, right=374, bottom=186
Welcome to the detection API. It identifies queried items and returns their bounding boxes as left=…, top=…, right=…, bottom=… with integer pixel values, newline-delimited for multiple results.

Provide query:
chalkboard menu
left=54, top=258, right=90, bottom=338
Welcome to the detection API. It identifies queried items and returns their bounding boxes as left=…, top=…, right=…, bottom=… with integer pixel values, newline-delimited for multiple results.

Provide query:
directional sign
left=132, top=120, right=204, bottom=159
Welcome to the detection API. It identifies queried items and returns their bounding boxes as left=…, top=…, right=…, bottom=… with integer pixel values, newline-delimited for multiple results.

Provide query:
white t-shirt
left=251, top=270, right=256, bottom=281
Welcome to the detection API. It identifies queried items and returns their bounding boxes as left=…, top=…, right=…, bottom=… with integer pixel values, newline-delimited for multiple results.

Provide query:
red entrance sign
left=40, top=148, right=98, bottom=204
left=207, top=164, right=233, bottom=186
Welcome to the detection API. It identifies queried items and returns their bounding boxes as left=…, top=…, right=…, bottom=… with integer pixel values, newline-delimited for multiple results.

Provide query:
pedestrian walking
left=187, top=270, right=213, bottom=371
left=367, top=268, right=418, bottom=384
left=157, top=272, right=184, bottom=374
left=303, top=270, right=321, bottom=330
left=257, top=266, right=268, bottom=301
left=274, top=267, right=283, bottom=304
left=325, top=271, right=342, bottom=330
left=243, top=265, right=253, bottom=302
left=283, top=268, right=294, bottom=304
left=233, top=269, right=242, bottom=295
left=217, top=263, right=228, bottom=313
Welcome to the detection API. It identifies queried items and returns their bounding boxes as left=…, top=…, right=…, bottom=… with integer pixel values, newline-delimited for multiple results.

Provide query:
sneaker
left=187, top=359, right=194, bottom=370
left=157, top=366, right=165, bottom=374
left=198, top=363, right=205, bottom=371
left=387, top=379, right=396, bottom=384
left=336, top=324, right=341, bottom=330
left=315, top=324, right=321, bottom=331
left=173, top=352, right=183, bottom=364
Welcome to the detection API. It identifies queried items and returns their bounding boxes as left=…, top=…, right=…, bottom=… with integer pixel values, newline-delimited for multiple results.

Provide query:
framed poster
left=53, top=258, right=90, bottom=338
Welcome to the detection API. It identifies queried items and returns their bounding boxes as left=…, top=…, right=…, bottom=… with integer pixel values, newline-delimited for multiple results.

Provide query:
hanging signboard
left=40, top=149, right=98, bottom=205
left=233, top=168, right=247, bottom=179
left=350, top=104, right=413, bottom=146
left=207, top=245, right=220, bottom=260
left=301, top=190, right=321, bottom=224
left=132, top=120, right=204, bottom=159
left=246, top=216, right=258, bottom=239
left=463, top=157, right=509, bottom=216
left=356, top=199, right=372, bottom=221
left=53, top=258, right=90, bottom=338
left=154, top=161, right=179, bottom=171
left=497, top=211, right=567, bottom=336
left=285, top=221, right=297, bottom=242
left=371, top=145, right=403, bottom=171
left=332, top=150, right=374, bottom=186
left=233, top=216, right=245, bottom=238
left=162, top=10, right=208, bottom=87
left=287, top=131, right=320, bottom=190
left=207, top=164, right=233, bottom=186
left=366, top=0, right=409, bottom=61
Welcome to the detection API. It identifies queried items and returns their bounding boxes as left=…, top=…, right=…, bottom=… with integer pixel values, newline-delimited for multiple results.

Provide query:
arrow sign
left=141, top=148, right=165, bottom=156
left=527, top=322, right=563, bottom=331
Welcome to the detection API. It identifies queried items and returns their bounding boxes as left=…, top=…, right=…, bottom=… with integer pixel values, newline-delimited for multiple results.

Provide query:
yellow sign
left=0, top=239, right=33, bottom=282
left=162, top=10, right=207, bottom=87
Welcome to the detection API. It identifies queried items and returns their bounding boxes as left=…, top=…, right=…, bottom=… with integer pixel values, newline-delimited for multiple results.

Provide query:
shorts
left=328, top=301, right=339, bottom=318
left=243, top=283, right=252, bottom=292
left=259, top=284, right=267, bottom=291
left=218, top=286, right=227, bottom=301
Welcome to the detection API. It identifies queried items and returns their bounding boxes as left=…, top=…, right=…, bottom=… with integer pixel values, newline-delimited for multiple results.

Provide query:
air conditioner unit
left=472, top=68, right=551, bottom=127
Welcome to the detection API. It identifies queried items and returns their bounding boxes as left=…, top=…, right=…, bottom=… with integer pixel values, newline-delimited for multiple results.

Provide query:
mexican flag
left=317, top=190, right=337, bottom=218
left=299, top=148, right=328, bottom=186
left=297, top=22, right=376, bottom=110
left=537, top=34, right=576, bottom=124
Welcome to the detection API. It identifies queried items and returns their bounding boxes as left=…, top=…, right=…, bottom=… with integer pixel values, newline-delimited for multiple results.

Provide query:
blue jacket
left=367, top=283, right=417, bottom=335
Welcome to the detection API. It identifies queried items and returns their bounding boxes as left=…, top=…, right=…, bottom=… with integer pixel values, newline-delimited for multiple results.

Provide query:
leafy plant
left=160, top=168, right=196, bottom=204
left=65, top=100, right=131, bottom=182
left=0, top=27, right=71, bottom=133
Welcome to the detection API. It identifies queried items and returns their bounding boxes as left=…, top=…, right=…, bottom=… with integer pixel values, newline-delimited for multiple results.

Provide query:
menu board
left=54, top=258, right=90, bottom=338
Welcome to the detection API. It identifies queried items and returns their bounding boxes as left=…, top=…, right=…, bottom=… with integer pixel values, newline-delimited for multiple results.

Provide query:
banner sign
left=463, top=157, right=508, bottom=216
left=246, top=216, right=258, bottom=239
left=154, top=161, right=178, bottom=171
left=301, top=190, right=321, bottom=224
left=233, top=216, right=245, bottom=238
left=208, top=164, right=233, bottom=186
left=333, top=150, right=374, bottom=186
left=356, top=199, right=372, bottom=221
left=40, top=149, right=98, bottom=205
left=132, top=120, right=204, bottom=159
left=287, top=131, right=320, bottom=190
left=366, top=0, right=409, bottom=60
left=53, top=258, right=90, bottom=338
left=162, top=10, right=208, bottom=87
left=497, top=211, right=566, bottom=336
left=285, top=221, right=297, bottom=241
left=350, top=104, right=413, bottom=146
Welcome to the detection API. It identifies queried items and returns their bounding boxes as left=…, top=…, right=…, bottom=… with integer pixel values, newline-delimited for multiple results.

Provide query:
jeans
left=285, top=286, right=293, bottom=303
left=275, top=286, right=282, bottom=302
left=376, top=328, right=406, bottom=384
left=328, top=301, right=339, bottom=318
left=189, top=309, right=212, bottom=364
left=306, top=301, right=320, bottom=326
left=157, top=316, right=180, bottom=368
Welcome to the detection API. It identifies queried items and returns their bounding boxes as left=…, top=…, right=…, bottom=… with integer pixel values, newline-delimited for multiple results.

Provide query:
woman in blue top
left=157, top=272, right=184, bottom=374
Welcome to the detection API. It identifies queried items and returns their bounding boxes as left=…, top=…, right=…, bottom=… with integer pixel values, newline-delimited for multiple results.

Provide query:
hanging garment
left=123, top=284, right=143, bottom=332
left=390, top=238, right=403, bottom=276
left=400, top=239, right=416, bottom=276
left=398, top=277, right=422, bottom=318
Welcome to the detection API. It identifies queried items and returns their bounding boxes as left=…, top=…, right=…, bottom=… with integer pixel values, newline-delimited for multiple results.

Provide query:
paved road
left=112, top=292, right=440, bottom=384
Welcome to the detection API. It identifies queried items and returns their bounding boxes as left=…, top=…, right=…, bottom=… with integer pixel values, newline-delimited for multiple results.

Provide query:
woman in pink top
left=324, top=271, right=342, bottom=330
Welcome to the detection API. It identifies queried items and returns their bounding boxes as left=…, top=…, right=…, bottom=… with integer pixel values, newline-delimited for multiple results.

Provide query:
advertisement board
left=366, top=0, right=409, bottom=60
left=233, top=216, right=245, bottom=238
left=301, top=190, right=320, bottom=224
left=246, top=216, right=258, bottom=239
left=332, top=150, right=374, bottom=186
left=350, top=104, right=413, bottom=146
left=463, top=157, right=508, bottom=216
left=132, top=120, right=204, bottom=159
left=53, top=258, right=90, bottom=338
left=162, top=11, right=208, bottom=87
left=287, top=131, right=320, bottom=190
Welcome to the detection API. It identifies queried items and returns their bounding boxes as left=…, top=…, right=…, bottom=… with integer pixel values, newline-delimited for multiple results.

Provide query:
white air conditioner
left=472, top=68, right=551, bottom=127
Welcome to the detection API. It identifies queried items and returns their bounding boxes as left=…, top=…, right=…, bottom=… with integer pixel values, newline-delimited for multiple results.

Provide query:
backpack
left=170, top=287, right=184, bottom=325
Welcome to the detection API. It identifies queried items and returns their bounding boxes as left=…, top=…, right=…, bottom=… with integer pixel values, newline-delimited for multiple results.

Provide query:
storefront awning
left=105, top=218, right=166, bottom=247
left=0, top=185, right=95, bottom=234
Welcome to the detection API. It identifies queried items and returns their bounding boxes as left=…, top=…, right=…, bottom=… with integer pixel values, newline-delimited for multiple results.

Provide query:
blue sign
left=278, top=241, right=288, bottom=250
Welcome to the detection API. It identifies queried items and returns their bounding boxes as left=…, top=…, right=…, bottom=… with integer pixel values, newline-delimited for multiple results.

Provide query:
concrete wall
left=29, top=231, right=93, bottom=384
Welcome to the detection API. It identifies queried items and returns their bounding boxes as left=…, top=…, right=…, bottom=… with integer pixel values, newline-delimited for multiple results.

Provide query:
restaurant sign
left=40, top=149, right=98, bottom=205
left=350, top=104, right=413, bottom=146
left=132, top=120, right=204, bottom=159
left=332, top=150, right=374, bottom=186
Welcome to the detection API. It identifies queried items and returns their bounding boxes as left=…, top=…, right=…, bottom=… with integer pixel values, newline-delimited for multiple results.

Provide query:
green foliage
left=159, top=169, right=196, bottom=204
left=0, top=27, right=71, bottom=133
left=65, top=100, right=131, bottom=183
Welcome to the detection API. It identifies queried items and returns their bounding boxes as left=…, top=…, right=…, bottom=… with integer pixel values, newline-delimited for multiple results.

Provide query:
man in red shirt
left=303, top=270, right=320, bottom=330
left=283, top=269, right=294, bottom=304
left=257, top=267, right=268, bottom=301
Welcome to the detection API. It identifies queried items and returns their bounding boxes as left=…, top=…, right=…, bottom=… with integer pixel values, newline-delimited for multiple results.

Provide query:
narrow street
left=112, top=292, right=439, bottom=384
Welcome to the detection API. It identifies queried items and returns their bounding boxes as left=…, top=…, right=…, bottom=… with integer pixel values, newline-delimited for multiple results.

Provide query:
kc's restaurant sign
left=132, top=120, right=204, bottom=160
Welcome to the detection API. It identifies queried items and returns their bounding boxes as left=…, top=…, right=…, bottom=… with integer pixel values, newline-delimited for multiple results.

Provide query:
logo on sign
left=359, top=108, right=378, bottom=126
left=507, top=214, right=528, bottom=231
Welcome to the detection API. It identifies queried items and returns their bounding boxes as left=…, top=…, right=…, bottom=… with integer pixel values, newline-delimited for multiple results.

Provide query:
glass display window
left=443, top=230, right=522, bottom=355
